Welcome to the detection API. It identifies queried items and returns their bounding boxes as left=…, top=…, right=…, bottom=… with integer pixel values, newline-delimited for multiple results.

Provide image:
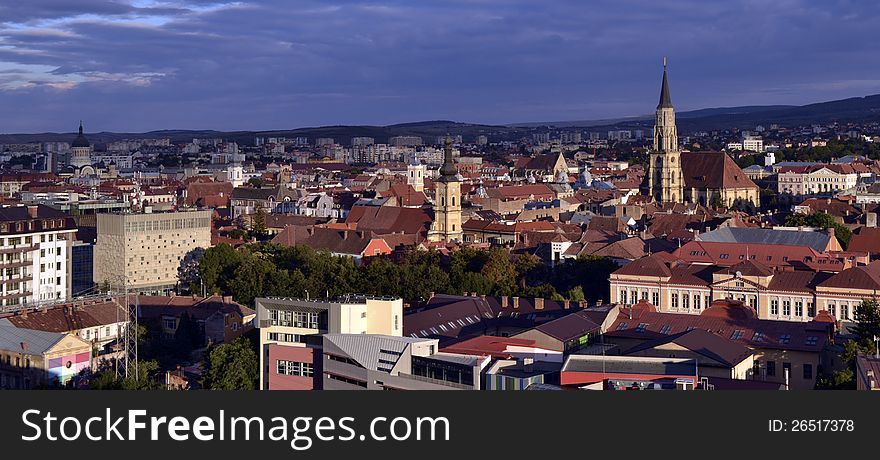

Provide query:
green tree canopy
left=203, top=336, right=259, bottom=390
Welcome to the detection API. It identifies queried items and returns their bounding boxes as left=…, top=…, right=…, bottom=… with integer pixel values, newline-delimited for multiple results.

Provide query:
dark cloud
left=0, top=0, right=879, bottom=132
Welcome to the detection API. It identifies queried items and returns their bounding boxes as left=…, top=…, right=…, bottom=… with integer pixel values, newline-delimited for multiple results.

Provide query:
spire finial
left=78, top=120, right=83, bottom=135
left=663, top=56, right=667, bottom=69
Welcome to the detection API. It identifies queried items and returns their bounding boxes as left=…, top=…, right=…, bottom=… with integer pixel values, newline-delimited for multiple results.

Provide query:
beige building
left=777, top=164, right=859, bottom=198
left=94, top=210, right=212, bottom=294
left=609, top=254, right=880, bottom=323
left=428, top=138, right=463, bottom=243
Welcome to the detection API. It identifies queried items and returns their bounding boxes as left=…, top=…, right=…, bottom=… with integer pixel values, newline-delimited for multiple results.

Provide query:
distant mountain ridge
left=1, top=94, right=878, bottom=146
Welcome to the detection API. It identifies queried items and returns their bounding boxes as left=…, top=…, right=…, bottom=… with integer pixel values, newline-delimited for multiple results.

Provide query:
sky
left=0, top=0, right=879, bottom=133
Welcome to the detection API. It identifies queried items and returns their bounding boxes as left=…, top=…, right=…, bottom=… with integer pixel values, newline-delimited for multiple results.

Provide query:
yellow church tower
left=428, top=137, right=462, bottom=242
left=648, top=58, right=684, bottom=204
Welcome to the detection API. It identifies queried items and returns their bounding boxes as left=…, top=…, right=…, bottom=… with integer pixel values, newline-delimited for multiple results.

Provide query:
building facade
left=93, top=210, right=212, bottom=294
left=0, top=205, right=77, bottom=309
left=255, top=296, right=404, bottom=390
left=322, top=334, right=483, bottom=390
left=609, top=254, right=880, bottom=323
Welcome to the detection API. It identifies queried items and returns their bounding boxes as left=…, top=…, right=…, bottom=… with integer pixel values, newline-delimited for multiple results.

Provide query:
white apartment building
left=742, top=136, right=764, bottom=153
left=0, top=205, right=77, bottom=309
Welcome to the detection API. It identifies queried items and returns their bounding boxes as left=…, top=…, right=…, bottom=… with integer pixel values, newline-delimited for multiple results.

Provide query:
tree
left=852, top=300, right=880, bottom=348
left=251, top=205, right=268, bottom=239
left=567, top=285, right=585, bottom=302
left=247, top=177, right=264, bottom=188
left=480, top=249, right=518, bottom=296
left=89, top=360, right=163, bottom=390
left=784, top=212, right=852, bottom=249
left=730, top=197, right=756, bottom=214
left=177, top=247, right=206, bottom=295
left=203, top=336, right=259, bottom=390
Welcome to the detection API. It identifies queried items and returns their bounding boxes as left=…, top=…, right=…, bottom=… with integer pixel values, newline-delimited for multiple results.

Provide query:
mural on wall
left=48, top=352, right=90, bottom=384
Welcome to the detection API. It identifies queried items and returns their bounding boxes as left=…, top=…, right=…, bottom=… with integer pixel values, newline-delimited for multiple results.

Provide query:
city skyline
left=1, top=1, right=879, bottom=132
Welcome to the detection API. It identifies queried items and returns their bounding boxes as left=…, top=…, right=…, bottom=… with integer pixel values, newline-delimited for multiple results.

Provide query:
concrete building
left=322, top=334, right=485, bottom=390
left=0, top=204, right=78, bottom=309
left=255, top=296, right=404, bottom=390
left=93, top=210, right=212, bottom=294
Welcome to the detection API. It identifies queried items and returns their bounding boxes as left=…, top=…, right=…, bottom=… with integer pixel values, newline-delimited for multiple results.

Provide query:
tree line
left=190, top=243, right=619, bottom=306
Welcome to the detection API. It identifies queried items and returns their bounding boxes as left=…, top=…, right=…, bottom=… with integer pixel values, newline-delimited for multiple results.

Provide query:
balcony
left=2, top=275, right=33, bottom=285
left=0, top=291, right=33, bottom=302
left=0, top=261, right=32, bottom=270
left=0, top=244, right=39, bottom=255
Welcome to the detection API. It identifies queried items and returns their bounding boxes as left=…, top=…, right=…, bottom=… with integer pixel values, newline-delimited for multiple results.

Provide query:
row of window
left=277, top=360, right=314, bottom=377
left=122, top=217, right=210, bottom=233
left=268, top=310, right=320, bottom=329
left=757, top=361, right=813, bottom=380
left=268, top=332, right=302, bottom=343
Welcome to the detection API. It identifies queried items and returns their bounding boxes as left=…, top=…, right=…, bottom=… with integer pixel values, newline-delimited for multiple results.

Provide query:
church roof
left=680, top=152, right=757, bottom=190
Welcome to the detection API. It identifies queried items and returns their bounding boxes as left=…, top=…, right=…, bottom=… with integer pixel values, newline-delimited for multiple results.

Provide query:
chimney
left=867, top=212, right=877, bottom=228
left=27, top=205, right=38, bottom=219
left=868, top=370, right=876, bottom=389
left=427, top=291, right=435, bottom=300
left=501, top=295, right=508, bottom=308
left=534, top=298, right=544, bottom=310
left=222, top=295, right=233, bottom=303
left=512, top=296, right=520, bottom=309
left=579, top=300, right=588, bottom=309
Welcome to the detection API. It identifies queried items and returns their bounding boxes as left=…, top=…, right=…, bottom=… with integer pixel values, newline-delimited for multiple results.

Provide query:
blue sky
left=0, top=0, right=878, bottom=132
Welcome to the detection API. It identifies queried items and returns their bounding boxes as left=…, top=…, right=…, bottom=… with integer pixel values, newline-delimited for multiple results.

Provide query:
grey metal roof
left=0, top=322, right=66, bottom=355
left=323, top=334, right=433, bottom=371
left=563, top=355, right=696, bottom=376
left=427, top=352, right=483, bottom=366
left=696, top=227, right=831, bottom=252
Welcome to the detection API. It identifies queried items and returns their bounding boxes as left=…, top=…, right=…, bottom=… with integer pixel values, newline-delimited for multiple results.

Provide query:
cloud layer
left=1, top=0, right=879, bottom=132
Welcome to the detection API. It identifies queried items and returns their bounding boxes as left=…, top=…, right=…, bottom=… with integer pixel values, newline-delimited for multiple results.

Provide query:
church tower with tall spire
left=428, top=136, right=462, bottom=242
left=647, top=59, right=684, bottom=203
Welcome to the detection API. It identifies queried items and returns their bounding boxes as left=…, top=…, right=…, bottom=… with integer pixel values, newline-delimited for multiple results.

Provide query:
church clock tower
left=648, top=59, right=684, bottom=204
left=428, top=137, right=462, bottom=242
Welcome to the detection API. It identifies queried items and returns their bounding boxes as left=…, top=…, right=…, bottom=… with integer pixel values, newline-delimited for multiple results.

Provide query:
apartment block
left=93, top=210, right=211, bottom=294
left=255, top=296, right=403, bottom=390
left=0, top=204, right=77, bottom=309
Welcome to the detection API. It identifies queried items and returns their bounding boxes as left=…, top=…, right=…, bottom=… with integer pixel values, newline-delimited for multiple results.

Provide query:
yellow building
left=428, top=138, right=462, bottom=243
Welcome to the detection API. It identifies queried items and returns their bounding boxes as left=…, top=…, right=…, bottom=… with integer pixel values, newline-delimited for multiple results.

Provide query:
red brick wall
left=267, top=344, right=320, bottom=390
